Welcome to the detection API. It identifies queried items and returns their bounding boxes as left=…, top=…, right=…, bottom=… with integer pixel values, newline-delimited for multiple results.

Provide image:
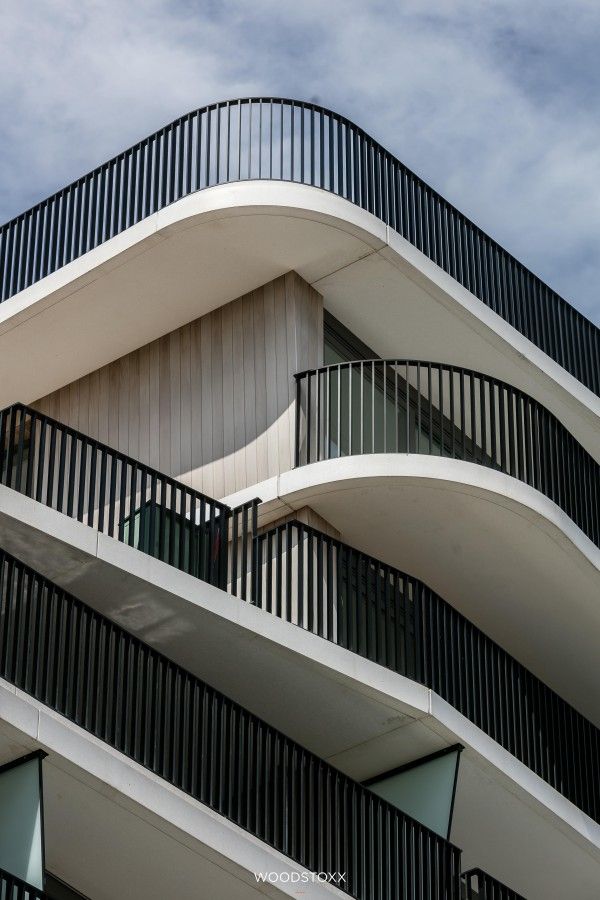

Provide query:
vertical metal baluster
left=118, top=458, right=128, bottom=542
left=348, top=362, right=353, bottom=456
left=337, top=365, right=341, bottom=458
left=416, top=363, right=421, bottom=454
left=382, top=361, right=387, bottom=452
left=128, top=463, right=138, bottom=548
left=24, top=411, right=35, bottom=497
left=371, top=361, right=375, bottom=454
left=77, top=438, right=88, bottom=523
left=306, top=372, right=312, bottom=465
left=296, top=523, right=304, bottom=628
left=35, top=415, right=47, bottom=503
left=247, top=99, right=252, bottom=180
left=394, top=364, right=399, bottom=453
left=97, top=448, right=107, bottom=533
left=280, top=100, right=284, bottom=179
left=269, top=100, right=273, bottom=180
left=460, top=369, right=466, bottom=459
left=107, top=453, right=117, bottom=536
left=87, top=440, right=97, bottom=527
left=428, top=364, right=433, bottom=455
left=65, top=429, right=78, bottom=517
left=300, top=102, right=305, bottom=183
left=450, top=367, right=456, bottom=459
left=56, top=425, right=67, bottom=513
left=168, top=481, right=177, bottom=566
left=405, top=362, right=410, bottom=453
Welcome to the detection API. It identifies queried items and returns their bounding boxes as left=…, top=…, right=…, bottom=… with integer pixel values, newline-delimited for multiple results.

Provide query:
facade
left=0, top=98, right=598, bottom=899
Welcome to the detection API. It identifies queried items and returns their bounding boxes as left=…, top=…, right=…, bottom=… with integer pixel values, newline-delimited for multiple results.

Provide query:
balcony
left=0, top=99, right=598, bottom=402
left=295, top=359, right=599, bottom=548
left=251, top=518, right=599, bottom=826
left=0, top=548, right=461, bottom=900
left=0, top=403, right=598, bottom=837
left=0, top=402, right=250, bottom=595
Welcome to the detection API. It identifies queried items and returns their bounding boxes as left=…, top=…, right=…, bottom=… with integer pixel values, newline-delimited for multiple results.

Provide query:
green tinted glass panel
left=367, top=749, right=460, bottom=839
left=122, top=502, right=212, bottom=580
left=0, top=756, right=44, bottom=889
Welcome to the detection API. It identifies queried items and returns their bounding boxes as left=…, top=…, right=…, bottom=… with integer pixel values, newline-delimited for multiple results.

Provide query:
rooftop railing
left=0, top=99, right=598, bottom=396
left=296, top=360, right=600, bottom=547
left=0, top=548, right=461, bottom=900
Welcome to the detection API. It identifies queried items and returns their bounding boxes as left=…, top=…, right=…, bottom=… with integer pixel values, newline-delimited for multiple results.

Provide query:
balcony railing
left=0, top=99, right=598, bottom=397
left=253, top=519, right=600, bottom=825
left=0, top=403, right=257, bottom=596
left=461, top=868, right=526, bottom=899
left=0, top=867, right=48, bottom=900
left=0, top=548, right=461, bottom=900
left=295, top=360, right=600, bottom=547
left=1, top=402, right=599, bottom=825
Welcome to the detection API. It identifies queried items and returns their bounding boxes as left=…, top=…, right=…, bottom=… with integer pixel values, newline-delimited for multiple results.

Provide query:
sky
left=1, top=1, right=599, bottom=324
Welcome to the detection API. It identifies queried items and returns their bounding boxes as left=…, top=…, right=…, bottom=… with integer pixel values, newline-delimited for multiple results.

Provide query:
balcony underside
left=0, top=487, right=598, bottom=899
left=0, top=183, right=597, bottom=462
left=0, top=688, right=340, bottom=900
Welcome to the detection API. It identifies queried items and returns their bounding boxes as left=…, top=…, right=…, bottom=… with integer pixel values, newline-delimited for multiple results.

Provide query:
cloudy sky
left=1, top=1, right=599, bottom=323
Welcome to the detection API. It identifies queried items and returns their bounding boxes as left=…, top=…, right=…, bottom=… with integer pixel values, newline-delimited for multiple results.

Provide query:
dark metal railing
left=1, top=401, right=599, bottom=824
left=296, top=360, right=600, bottom=547
left=0, top=549, right=462, bottom=900
left=0, top=98, right=597, bottom=396
left=0, top=403, right=258, bottom=597
left=253, top=519, right=600, bottom=824
left=0, top=867, right=48, bottom=900
left=461, top=868, right=526, bottom=899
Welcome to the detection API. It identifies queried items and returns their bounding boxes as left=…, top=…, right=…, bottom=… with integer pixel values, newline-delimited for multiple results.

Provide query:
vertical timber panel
left=32, top=271, right=323, bottom=496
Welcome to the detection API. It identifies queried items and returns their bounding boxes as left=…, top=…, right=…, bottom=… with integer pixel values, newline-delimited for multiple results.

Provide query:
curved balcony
left=0, top=548, right=461, bottom=900
left=0, top=403, right=598, bottom=844
left=252, top=518, right=600, bottom=827
left=295, top=360, right=599, bottom=548
left=0, top=98, right=598, bottom=397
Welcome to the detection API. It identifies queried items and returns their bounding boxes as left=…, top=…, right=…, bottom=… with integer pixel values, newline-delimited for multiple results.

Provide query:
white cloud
left=1, top=0, right=599, bottom=322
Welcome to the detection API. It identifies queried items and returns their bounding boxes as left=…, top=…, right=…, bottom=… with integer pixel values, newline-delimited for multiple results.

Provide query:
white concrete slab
left=0, top=182, right=597, bottom=460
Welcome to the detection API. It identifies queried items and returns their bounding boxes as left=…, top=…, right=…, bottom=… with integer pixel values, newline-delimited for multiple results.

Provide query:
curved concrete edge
left=0, top=678, right=346, bottom=900
left=1, top=180, right=598, bottom=431
left=102, top=525, right=600, bottom=856
left=0, top=484, right=598, bottom=856
left=226, top=455, right=600, bottom=579
left=0, top=182, right=385, bottom=332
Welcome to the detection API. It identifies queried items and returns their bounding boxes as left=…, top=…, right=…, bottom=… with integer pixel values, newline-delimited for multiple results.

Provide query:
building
left=0, top=98, right=598, bottom=899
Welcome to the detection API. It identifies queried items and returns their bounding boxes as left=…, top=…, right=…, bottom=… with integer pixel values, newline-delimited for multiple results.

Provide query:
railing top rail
left=296, top=358, right=545, bottom=398
left=294, top=359, right=596, bottom=450
left=4, top=402, right=231, bottom=515
left=295, top=358, right=600, bottom=458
